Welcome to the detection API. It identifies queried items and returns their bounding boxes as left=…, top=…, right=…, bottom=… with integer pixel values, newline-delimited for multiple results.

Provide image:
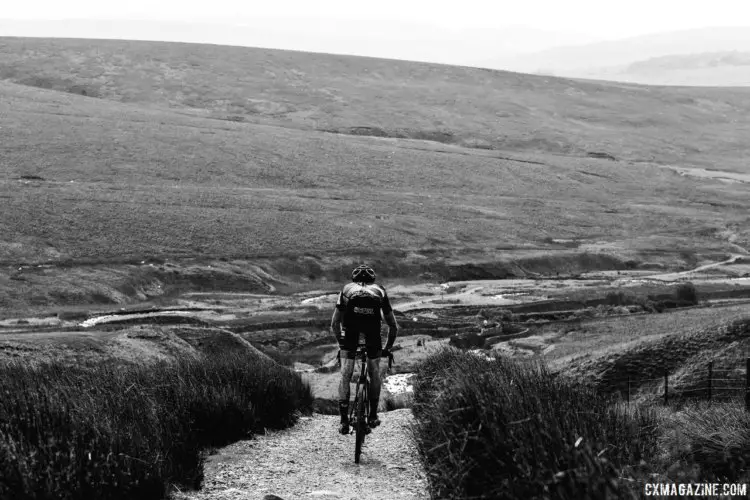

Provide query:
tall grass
left=655, top=400, right=750, bottom=483
left=411, top=348, right=658, bottom=500
left=0, top=353, right=313, bottom=499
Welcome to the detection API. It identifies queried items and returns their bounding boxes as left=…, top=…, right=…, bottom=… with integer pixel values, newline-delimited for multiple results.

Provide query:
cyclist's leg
left=365, top=333, right=383, bottom=426
left=338, top=353, right=355, bottom=402
left=338, top=348, right=356, bottom=433
left=338, top=329, right=358, bottom=406
left=367, top=357, right=382, bottom=422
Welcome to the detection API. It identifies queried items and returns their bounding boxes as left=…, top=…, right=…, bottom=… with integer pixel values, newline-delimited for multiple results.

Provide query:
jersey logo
left=353, top=306, right=376, bottom=315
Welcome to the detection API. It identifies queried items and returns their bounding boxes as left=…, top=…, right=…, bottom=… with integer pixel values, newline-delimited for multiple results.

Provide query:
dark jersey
left=336, top=282, right=392, bottom=333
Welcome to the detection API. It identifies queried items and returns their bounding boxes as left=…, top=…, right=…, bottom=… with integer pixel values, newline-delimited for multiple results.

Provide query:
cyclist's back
left=338, top=281, right=391, bottom=335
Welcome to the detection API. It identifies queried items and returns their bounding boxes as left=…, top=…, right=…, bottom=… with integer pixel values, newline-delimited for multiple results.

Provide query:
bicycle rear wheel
left=354, top=388, right=366, bottom=463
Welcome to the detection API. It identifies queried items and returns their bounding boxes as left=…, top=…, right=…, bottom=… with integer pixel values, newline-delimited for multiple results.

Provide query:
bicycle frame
left=342, top=343, right=394, bottom=464
left=348, top=343, right=370, bottom=431
left=345, top=345, right=395, bottom=428
left=346, top=343, right=371, bottom=464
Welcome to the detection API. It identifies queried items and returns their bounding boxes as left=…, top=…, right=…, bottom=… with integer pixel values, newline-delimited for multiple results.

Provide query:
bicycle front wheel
left=354, top=388, right=366, bottom=464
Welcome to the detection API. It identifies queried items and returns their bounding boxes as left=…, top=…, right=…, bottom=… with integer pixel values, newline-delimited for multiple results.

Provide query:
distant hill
left=0, top=18, right=597, bottom=67
left=627, top=51, right=750, bottom=72
left=2, top=36, right=750, bottom=168
left=485, top=27, right=750, bottom=85
left=570, top=51, right=750, bottom=86
left=1, top=36, right=750, bottom=273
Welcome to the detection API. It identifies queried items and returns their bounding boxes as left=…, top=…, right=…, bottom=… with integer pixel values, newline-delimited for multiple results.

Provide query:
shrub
left=0, top=353, right=313, bottom=499
left=497, top=309, right=515, bottom=323
left=477, top=308, right=515, bottom=326
left=674, top=282, right=698, bottom=305
left=411, top=348, right=658, bottom=500
left=57, top=311, right=89, bottom=321
left=605, top=290, right=637, bottom=306
left=573, top=308, right=596, bottom=319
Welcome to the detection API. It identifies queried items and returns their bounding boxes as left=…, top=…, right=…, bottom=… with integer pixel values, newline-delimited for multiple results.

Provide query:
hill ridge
left=3, top=36, right=750, bottom=168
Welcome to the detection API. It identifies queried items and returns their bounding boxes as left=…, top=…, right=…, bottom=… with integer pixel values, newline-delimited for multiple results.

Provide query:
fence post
left=745, top=358, right=749, bottom=413
left=708, top=361, right=713, bottom=401
left=664, top=370, right=669, bottom=405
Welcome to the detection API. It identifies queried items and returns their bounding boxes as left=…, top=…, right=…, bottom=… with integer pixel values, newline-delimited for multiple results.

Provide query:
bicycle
left=343, top=343, right=394, bottom=464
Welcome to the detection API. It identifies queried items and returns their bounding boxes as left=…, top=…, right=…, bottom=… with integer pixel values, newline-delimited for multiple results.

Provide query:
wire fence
left=609, top=358, right=750, bottom=411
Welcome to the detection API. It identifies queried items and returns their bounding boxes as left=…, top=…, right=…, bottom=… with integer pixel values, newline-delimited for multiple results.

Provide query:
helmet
left=351, top=264, right=376, bottom=283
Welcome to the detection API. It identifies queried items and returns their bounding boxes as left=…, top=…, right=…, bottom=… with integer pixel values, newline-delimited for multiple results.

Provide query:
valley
left=1, top=35, right=749, bottom=498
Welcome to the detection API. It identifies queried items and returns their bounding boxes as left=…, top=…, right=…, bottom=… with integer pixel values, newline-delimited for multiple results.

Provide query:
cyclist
left=331, top=264, right=398, bottom=435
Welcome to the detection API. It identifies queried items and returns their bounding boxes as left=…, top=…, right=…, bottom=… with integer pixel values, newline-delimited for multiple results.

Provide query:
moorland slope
left=3, top=37, right=750, bottom=167
left=1, top=37, right=750, bottom=308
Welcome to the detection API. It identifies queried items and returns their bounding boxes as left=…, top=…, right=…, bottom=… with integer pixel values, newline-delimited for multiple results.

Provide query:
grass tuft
left=0, top=353, right=313, bottom=499
left=410, top=347, right=658, bottom=499
left=655, top=400, right=750, bottom=483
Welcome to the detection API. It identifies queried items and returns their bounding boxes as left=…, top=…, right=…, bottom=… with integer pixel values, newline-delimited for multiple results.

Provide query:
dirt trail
left=176, top=409, right=428, bottom=500
left=642, top=253, right=744, bottom=281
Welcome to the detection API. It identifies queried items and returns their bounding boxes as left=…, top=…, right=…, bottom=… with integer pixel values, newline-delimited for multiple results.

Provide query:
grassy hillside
left=1, top=65, right=748, bottom=265
left=565, top=315, right=750, bottom=397
left=0, top=324, right=271, bottom=364
left=2, top=37, right=750, bottom=168
left=2, top=37, right=750, bottom=309
left=539, top=304, right=750, bottom=367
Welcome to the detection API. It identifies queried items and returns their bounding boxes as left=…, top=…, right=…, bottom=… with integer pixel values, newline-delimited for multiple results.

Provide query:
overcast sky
left=2, top=1, right=750, bottom=68
left=4, top=0, right=750, bottom=39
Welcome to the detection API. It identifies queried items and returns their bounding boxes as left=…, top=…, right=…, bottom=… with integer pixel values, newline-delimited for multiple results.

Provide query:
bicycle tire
left=354, top=388, right=366, bottom=464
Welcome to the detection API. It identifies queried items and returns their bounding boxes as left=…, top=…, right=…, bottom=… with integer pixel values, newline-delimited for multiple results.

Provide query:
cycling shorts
left=340, top=328, right=382, bottom=359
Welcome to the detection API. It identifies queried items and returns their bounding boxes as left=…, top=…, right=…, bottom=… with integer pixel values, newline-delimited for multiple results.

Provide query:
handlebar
left=335, top=347, right=395, bottom=370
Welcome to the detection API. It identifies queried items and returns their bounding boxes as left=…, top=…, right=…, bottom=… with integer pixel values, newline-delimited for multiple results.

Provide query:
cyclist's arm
left=331, top=308, right=343, bottom=338
left=383, top=310, right=398, bottom=351
left=331, top=290, right=346, bottom=343
left=380, top=287, right=398, bottom=351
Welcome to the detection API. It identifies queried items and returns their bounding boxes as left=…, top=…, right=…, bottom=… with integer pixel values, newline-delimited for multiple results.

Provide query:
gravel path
left=176, top=409, right=429, bottom=500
